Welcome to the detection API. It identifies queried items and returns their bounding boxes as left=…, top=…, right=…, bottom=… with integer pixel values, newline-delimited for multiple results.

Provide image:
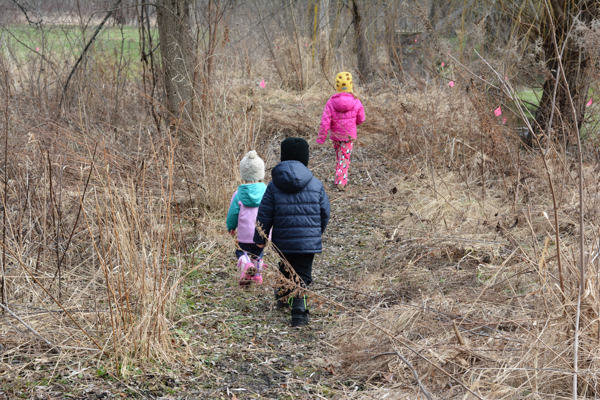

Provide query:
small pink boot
left=237, top=253, right=266, bottom=286
left=237, top=254, right=254, bottom=286
left=251, top=259, right=265, bottom=285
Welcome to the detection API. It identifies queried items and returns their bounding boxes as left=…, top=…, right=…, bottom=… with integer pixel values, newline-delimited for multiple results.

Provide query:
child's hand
left=228, top=230, right=236, bottom=236
left=257, top=243, right=265, bottom=248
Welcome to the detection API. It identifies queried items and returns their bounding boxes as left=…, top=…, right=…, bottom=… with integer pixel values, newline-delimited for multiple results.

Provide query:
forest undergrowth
left=0, top=67, right=599, bottom=400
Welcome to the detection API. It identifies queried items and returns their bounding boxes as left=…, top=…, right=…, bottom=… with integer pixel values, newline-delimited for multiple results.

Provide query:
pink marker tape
left=448, top=81, right=455, bottom=88
left=494, top=107, right=502, bottom=117
left=259, top=79, right=266, bottom=88
left=36, top=47, right=39, bottom=52
left=502, top=117, right=506, bottom=125
left=587, top=98, right=593, bottom=106
left=441, top=62, right=445, bottom=67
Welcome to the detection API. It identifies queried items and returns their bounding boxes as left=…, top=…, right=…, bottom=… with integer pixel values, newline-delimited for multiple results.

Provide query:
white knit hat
left=240, top=150, right=265, bottom=181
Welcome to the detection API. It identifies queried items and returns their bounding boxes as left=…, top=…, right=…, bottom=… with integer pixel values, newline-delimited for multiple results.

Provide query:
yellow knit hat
left=335, top=72, right=353, bottom=93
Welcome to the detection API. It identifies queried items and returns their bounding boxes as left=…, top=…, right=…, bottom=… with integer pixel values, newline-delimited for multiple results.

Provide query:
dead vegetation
left=1, top=65, right=600, bottom=398
left=317, top=90, right=600, bottom=398
left=0, top=1, right=599, bottom=399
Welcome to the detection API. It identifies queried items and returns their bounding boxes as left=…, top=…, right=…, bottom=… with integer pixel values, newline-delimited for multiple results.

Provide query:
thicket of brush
left=326, top=70, right=600, bottom=399
left=0, top=1, right=599, bottom=398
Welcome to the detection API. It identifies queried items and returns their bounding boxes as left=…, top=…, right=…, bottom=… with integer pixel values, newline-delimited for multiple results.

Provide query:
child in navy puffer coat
left=227, top=151, right=267, bottom=286
left=254, top=138, right=330, bottom=327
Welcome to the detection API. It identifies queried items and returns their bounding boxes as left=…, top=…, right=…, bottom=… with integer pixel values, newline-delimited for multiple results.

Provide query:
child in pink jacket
left=317, top=71, right=365, bottom=190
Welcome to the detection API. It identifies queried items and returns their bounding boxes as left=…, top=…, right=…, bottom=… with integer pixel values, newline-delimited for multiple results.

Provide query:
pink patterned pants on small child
left=333, top=140, right=353, bottom=186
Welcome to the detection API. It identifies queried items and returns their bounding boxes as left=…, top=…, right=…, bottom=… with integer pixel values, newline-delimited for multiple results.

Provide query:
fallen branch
left=0, top=302, right=58, bottom=352
left=453, top=321, right=466, bottom=346
left=372, top=351, right=434, bottom=400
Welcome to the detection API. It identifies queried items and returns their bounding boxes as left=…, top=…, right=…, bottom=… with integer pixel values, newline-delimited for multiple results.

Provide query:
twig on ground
left=371, top=351, right=434, bottom=400
left=0, top=302, right=58, bottom=352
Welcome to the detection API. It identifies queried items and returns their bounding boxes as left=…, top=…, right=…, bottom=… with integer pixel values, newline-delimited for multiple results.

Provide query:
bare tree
left=156, top=0, right=194, bottom=121
left=534, top=0, right=598, bottom=142
left=385, top=1, right=404, bottom=80
left=319, top=0, right=331, bottom=72
left=351, top=0, right=371, bottom=82
left=201, top=0, right=233, bottom=93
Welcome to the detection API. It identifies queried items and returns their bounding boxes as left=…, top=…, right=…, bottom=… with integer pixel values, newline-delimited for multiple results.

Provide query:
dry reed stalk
left=0, top=302, right=57, bottom=351
left=541, top=5, right=587, bottom=397
left=1, top=70, right=7, bottom=310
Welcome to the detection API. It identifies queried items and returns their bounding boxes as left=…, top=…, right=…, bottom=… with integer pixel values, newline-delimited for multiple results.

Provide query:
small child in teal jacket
left=226, top=151, right=267, bottom=285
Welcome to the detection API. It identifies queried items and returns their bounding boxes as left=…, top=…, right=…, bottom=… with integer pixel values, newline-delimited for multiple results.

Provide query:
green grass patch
left=517, top=88, right=542, bottom=117
left=4, top=24, right=150, bottom=58
left=2, top=24, right=156, bottom=76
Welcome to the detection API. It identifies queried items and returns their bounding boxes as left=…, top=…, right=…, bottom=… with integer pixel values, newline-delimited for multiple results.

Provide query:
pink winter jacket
left=317, top=92, right=365, bottom=144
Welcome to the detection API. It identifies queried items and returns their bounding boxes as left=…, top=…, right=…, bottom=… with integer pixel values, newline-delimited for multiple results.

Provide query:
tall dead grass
left=0, top=7, right=292, bottom=375
left=323, top=75, right=600, bottom=398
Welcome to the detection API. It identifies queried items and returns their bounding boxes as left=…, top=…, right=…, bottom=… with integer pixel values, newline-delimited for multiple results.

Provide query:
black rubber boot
left=290, top=296, right=309, bottom=327
left=274, top=287, right=288, bottom=309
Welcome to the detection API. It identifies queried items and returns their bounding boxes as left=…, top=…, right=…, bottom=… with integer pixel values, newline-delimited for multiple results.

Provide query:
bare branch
left=58, top=0, right=124, bottom=111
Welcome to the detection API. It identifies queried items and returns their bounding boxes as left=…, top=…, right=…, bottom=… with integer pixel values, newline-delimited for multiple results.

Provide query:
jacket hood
left=237, top=182, right=267, bottom=207
left=272, top=161, right=313, bottom=193
left=330, top=92, right=357, bottom=112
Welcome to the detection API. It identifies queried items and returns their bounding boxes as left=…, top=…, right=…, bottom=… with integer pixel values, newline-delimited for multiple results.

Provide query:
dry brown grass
left=0, top=5, right=599, bottom=397
left=319, top=85, right=600, bottom=398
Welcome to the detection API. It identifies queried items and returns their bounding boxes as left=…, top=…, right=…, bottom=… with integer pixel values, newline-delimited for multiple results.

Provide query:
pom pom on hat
left=335, top=72, right=353, bottom=93
left=240, top=150, right=265, bottom=181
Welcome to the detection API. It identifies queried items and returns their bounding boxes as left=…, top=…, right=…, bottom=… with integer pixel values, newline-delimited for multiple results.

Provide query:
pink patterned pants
left=333, top=140, right=353, bottom=186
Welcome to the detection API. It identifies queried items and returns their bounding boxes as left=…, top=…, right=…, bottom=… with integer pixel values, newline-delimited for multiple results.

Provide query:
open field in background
left=3, top=25, right=145, bottom=58
left=0, top=1, right=599, bottom=398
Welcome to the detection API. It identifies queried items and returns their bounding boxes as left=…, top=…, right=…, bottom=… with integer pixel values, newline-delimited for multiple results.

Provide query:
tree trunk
left=351, top=0, right=371, bottom=83
left=156, top=0, right=194, bottom=122
left=534, top=45, right=591, bottom=145
left=319, top=0, right=329, bottom=45
left=255, top=0, right=285, bottom=83
left=533, top=0, right=597, bottom=146
left=319, top=0, right=331, bottom=74
left=385, top=2, right=404, bottom=78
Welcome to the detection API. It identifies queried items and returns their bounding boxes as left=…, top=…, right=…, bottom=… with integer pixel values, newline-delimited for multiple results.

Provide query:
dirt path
left=169, top=141, right=398, bottom=399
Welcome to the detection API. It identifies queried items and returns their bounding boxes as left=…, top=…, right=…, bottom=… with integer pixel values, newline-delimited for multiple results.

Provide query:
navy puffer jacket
left=253, top=161, right=330, bottom=254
